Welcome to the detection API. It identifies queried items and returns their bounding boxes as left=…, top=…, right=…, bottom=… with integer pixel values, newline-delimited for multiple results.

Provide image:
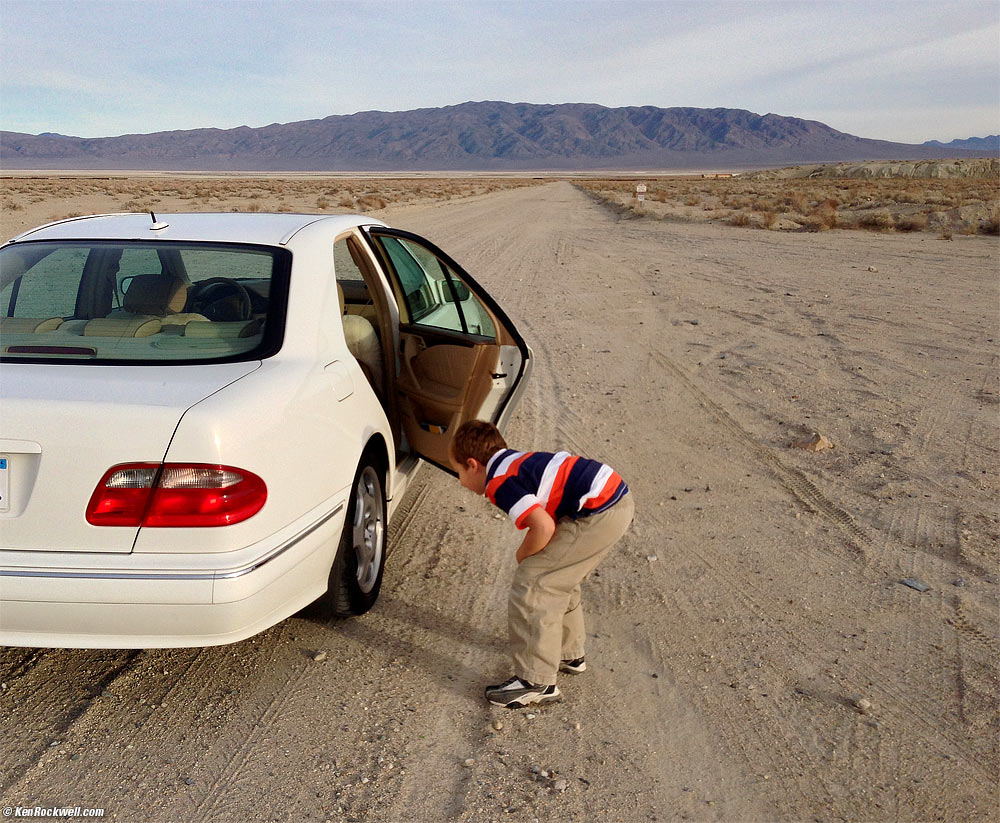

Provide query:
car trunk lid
left=0, top=362, right=260, bottom=552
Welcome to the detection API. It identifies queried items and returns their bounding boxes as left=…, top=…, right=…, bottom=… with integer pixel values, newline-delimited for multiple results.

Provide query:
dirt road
left=1, top=182, right=997, bottom=822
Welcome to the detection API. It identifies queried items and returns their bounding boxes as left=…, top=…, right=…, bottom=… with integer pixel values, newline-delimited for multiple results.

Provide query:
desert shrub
left=316, top=197, right=330, bottom=209
left=895, top=214, right=927, bottom=232
left=981, top=207, right=1000, bottom=235
left=729, top=211, right=750, bottom=227
left=763, top=210, right=778, bottom=229
left=244, top=202, right=262, bottom=213
left=858, top=209, right=893, bottom=231
left=813, top=202, right=838, bottom=230
left=786, top=193, right=809, bottom=214
left=683, top=194, right=701, bottom=206
left=337, top=194, right=354, bottom=208
left=357, top=194, right=387, bottom=211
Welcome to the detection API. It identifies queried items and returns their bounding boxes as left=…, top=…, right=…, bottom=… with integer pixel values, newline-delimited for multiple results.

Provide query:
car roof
left=5, top=212, right=385, bottom=246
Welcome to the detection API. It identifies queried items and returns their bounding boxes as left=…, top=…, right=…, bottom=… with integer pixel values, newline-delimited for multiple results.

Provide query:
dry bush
left=316, top=197, right=330, bottom=209
left=729, top=211, right=750, bottom=227
left=981, top=207, right=1000, bottom=235
left=813, top=201, right=838, bottom=230
left=858, top=209, right=894, bottom=231
left=895, top=214, right=927, bottom=232
left=356, top=194, right=387, bottom=211
left=786, top=193, right=809, bottom=214
left=120, top=199, right=152, bottom=212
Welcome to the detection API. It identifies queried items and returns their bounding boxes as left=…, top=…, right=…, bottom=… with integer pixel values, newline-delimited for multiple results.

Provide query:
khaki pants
left=508, top=494, right=634, bottom=686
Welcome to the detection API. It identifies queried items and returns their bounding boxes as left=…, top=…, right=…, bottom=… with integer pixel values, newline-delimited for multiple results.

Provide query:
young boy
left=448, top=419, right=634, bottom=708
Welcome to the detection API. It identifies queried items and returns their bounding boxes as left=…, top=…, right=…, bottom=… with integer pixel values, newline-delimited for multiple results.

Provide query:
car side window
left=333, top=238, right=365, bottom=282
left=116, top=248, right=163, bottom=296
left=1, top=247, right=89, bottom=319
left=179, top=248, right=272, bottom=283
left=375, top=236, right=495, bottom=337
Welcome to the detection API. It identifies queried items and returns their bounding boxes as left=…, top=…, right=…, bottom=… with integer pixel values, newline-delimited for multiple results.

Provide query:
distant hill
left=0, top=102, right=988, bottom=171
left=923, top=135, right=999, bottom=153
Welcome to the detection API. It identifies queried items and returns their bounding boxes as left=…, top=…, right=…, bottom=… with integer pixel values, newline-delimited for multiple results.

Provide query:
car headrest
left=123, top=274, right=188, bottom=316
left=337, top=282, right=345, bottom=314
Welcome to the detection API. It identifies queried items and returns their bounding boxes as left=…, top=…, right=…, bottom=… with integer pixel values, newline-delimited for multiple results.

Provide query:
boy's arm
left=515, top=507, right=557, bottom=564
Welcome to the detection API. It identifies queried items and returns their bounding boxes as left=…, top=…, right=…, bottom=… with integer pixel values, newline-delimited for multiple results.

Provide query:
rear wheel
left=324, top=459, right=387, bottom=617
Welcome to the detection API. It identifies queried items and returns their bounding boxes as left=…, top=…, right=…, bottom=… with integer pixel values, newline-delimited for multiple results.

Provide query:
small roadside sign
left=636, top=183, right=647, bottom=202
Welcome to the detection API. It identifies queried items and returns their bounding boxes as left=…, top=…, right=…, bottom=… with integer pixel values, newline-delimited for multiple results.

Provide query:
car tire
left=323, top=455, right=387, bottom=617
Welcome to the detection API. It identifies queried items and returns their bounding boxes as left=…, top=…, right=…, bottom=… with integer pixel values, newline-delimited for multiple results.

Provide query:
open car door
left=363, top=228, right=532, bottom=472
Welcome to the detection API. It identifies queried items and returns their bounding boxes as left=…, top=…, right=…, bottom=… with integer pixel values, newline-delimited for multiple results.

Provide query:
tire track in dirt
left=0, top=648, right=49, bottom=682
left=4, top=627, right=296, bottom=815
left=0, top=649, right=142, bottom=796
left=646, top=518, right=996, bottom=786
left=651, top=349, right=872, bottom=553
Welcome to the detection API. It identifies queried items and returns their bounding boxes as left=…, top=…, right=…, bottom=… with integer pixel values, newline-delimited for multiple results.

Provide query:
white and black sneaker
left=485, top=676, right=561, bottom=708
left=559, top=657, right=586, bottom=674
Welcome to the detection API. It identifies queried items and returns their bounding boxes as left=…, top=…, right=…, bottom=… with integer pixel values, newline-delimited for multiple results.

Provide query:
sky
left=1, top=0, right=997, bottom=144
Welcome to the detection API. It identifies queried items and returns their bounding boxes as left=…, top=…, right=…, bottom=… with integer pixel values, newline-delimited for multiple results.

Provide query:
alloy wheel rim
left=352, top=466, right=384, bottom=594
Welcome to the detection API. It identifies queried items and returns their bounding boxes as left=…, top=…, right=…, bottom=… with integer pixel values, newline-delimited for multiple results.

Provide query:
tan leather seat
left=1, top=317, right=64, bottom=333
left=83, top=317, right=161, bottom=338
left=108, top=274, right=208, bottom=327
left=337, top=282, right=383, bottom=395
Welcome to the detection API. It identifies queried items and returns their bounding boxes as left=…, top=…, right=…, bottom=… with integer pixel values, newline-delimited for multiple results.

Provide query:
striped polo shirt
left=484, top=449, right=629, bottom=529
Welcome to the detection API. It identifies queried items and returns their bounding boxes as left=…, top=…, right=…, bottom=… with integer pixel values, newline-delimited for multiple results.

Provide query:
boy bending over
left=449, top=420, right=634, bottom=708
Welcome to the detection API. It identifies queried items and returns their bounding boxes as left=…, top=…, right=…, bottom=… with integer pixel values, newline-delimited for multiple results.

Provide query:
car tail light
left=87, top=463, right=267, bottom=527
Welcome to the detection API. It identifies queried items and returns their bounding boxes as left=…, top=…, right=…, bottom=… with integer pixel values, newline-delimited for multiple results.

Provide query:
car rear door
left=362, top=228, right=531, bottom=471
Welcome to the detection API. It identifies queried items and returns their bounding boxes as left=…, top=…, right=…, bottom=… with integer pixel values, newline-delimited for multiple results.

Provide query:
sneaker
left=559, top=657, right=586, bottom=674
left=485, top=676, right=561, bottom=708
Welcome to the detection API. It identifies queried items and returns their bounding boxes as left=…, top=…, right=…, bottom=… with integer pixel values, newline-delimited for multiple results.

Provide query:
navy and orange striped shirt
left=484, top=449, right=629, bottom=529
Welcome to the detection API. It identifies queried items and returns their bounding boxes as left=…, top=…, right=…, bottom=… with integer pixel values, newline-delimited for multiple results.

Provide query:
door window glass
left=376, top=236, right=495, bottom=337
left=333, top=238, right=365, bottom=282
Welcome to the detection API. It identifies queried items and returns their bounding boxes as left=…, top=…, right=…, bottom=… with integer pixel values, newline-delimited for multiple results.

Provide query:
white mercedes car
left=0, top=212, right=531, bottom=648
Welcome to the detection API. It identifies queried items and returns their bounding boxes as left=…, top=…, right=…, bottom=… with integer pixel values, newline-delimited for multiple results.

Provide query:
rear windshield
left=0, top=240, right=290, bottom=364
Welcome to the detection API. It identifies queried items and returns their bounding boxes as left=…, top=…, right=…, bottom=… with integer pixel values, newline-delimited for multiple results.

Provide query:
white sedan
left=0, top=212, right=531, bottom=648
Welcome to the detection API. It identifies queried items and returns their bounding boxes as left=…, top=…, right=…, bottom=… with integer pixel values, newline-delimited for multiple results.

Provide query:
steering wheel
left=189, top=277, right=253, bottom=322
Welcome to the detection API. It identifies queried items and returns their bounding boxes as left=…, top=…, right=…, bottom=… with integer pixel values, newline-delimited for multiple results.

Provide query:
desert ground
left=1, top=178, right=998, bottom=823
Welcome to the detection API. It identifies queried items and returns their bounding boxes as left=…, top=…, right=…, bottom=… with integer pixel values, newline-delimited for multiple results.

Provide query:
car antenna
left=149, top=211, right=169, bottom=231
left=150, top=210, right=157, bottom=223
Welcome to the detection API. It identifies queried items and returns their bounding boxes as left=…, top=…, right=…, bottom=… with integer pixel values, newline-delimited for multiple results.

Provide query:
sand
left=1, top=181, right=997, bottom=822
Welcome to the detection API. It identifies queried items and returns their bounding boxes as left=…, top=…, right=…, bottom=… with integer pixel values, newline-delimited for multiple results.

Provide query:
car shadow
left=298, top=592, right=508, bottom=702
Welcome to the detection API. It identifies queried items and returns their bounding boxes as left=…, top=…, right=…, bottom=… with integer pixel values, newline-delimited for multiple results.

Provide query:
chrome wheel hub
left=352, top=466, right=384, bottom=594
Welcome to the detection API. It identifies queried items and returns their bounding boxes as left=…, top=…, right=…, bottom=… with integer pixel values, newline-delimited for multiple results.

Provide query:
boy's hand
left=515, top=508, right=556, bottom=563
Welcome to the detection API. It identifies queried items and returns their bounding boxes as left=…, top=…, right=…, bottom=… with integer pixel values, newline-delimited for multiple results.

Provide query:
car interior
left=1, top=245, right=274, bottom=359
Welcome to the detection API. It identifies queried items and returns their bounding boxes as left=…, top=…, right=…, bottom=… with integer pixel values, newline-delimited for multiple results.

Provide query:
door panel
left=397, top=332, right=498, bottom=466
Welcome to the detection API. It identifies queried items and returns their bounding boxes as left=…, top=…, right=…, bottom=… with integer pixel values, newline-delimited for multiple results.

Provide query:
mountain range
left=0, top=102, right=992, bottom=171
left=922, top=135, right=999, bottom=152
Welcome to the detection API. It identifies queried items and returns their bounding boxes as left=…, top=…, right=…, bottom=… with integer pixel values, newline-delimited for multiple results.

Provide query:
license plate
left=0, top=456, right=8, bottom=513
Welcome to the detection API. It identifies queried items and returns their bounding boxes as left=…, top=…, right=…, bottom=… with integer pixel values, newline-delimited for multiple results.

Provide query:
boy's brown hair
left=450, top=419, right=507, bottom=466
